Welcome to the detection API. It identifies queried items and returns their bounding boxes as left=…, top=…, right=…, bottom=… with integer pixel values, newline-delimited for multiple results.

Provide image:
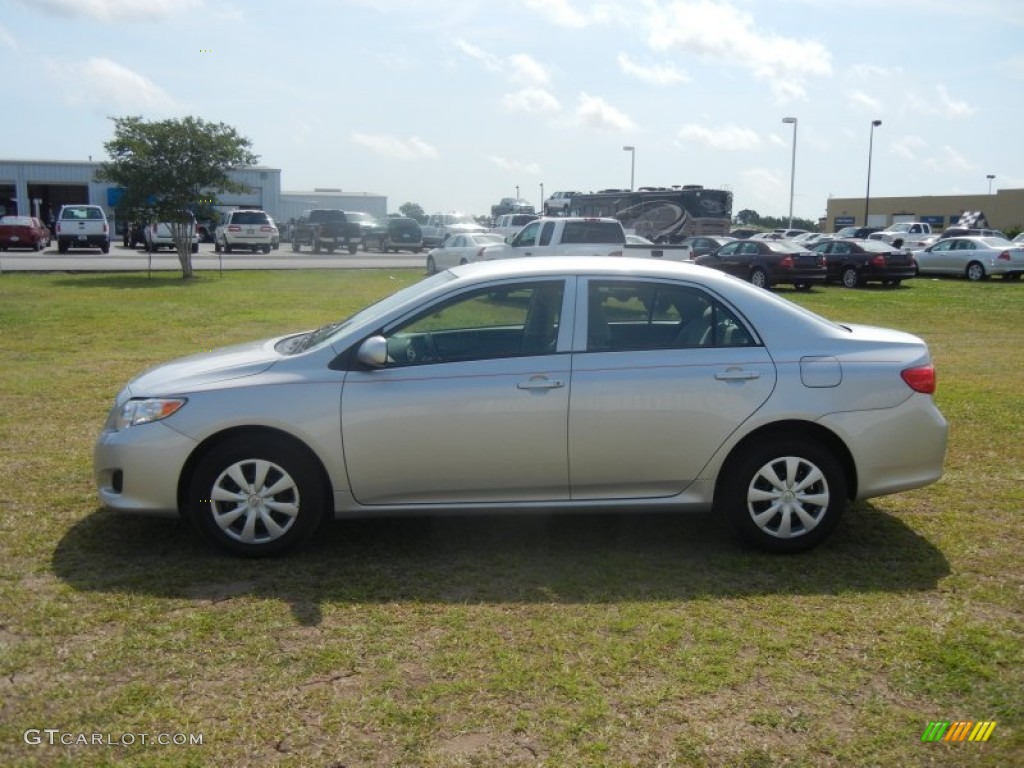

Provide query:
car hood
left=125, top=337, right=283, bottom=396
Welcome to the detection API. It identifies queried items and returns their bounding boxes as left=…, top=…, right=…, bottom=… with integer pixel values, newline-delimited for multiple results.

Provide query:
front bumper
left=94, top=421, right=197, bottom=516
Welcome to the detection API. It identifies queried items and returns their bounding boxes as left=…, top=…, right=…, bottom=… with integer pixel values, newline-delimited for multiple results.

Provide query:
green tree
left=96, top=116, right=259, bottom=278
left=398, top=202, right=426, bottom=223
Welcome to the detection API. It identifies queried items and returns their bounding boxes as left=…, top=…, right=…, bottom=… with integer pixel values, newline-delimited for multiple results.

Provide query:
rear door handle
left=517, top=376, right=564, bottom=390
left=715, top=369, right=761, bottom=381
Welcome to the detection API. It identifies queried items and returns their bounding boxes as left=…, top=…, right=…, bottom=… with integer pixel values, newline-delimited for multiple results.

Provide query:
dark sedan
left=811, top=239, right=917, bottom=288
left=695, top=239, right=826, bottom=289
left=676, top=235, right=735, bottom=259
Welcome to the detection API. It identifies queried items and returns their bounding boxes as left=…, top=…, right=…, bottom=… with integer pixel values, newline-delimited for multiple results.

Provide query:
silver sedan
left=916, top=236, right=1024, bottom=280
left=94, top=258, right=948, bottom=556
left=425, top=232, right=505, bottom=274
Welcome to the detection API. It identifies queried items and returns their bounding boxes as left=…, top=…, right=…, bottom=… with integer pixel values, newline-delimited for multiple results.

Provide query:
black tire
left=966, top=261, right=986, bottom=281
left=101, top=243, right=110, bottom=254
left=720, top=438, right=847, bottom=554
left=191, top=242, right=199, bottom=253
left=749, top=267, right=769, bottom=289
left=225, top=244, right=233, bottom=253
left=426, top=255, right=437, bottom=275
left=58, top=240, right=69, bottom=254
left=261, top=245, right=271, bottom=254
left=292, top=239, right=301, bottom=252
left=313, top=236, right=321, bottom=254
left=841, top=266, right=861, bottom=289
left=379, top=239, right=388, bottom=254
left=348, top=245, right=357, bottom=255
left=187, top=434, right=326, bottom=557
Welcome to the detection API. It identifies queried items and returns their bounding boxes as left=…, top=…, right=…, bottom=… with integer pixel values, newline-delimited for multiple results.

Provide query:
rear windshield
left=61, top=206, right=105, bottom=220
left=1, top=216, right=34, bottom=225
left=561, top=221, right=625, bottom=245
left=232, top=211, right=271, bottom=225
left=390, top=219, right=421, bottom=234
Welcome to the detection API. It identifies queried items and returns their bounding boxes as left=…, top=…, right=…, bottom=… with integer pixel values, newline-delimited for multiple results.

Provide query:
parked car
left=345, top=211, right=383, bottom=239
left=491, top=213, right=540, bottom=238
left=421, top=213, right=489, bottom=248
left=676, top=236, right=735, bottom=259
left=122, top=221, right=148, bottom=248
left=915, top=237, right=1024, bottom=281
left=1013, top=233, right=1024, bottom=245
left=695, top=239, right=826, bottom=289
left=542, top=191, right=579, bottom=216
left=833, top=226, right=882, bottom=240
left=626, top=234, right=654, bottom=244
left=791, top=232, right=831, bottom=246
left=55, top=204, right=110, bottom=254
left=144, top=214, right=200, bottom=253
left=93, top=257, right=948, bottom=557
left=0, top=215, right=51, bottom=250
left=425, top=232, right=504, bottom=274
left=214, top=209, right=278, bottom=254
left=937, top=226, right=1008, bottom=241
left=810, top=239, right=917, bottom=288
left=361, top=216, right=423, bottom=253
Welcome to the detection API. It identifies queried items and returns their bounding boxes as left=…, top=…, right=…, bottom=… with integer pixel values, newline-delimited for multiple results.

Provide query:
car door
left=341, top=278, right=573, bottom=505
left=707, top=241, right=744, bottom=276
left=568, top=278, right=776, bottom=499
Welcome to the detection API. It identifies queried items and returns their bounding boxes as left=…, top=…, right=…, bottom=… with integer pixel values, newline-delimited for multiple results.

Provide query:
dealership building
left=826, top=187, right=1024, bottom=234
left=0, top=159, right=387, bottom=230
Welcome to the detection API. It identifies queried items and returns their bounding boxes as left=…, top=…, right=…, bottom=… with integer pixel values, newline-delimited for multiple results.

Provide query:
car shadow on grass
left=52, top=503, right=949, bottom=626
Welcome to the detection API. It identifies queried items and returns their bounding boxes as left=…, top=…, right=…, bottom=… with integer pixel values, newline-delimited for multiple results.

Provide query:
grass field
left=1, top=269, right=1021, bottom=767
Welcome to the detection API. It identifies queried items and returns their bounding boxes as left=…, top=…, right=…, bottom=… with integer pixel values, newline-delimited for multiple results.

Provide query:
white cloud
left=502, top=88, right=562, bottom=114
left=617, top=53, right=690, bottom=85
left=643, top=1, right=831, bottom=95
left=0, top=23, right=18, bottom=49
left=487, top=156, right=542, bottom=175
left=20, top=0, right=205, bottom=22
left=890, top=135, right=928, bottom=160
left=846, top=89, right=883, bottom=113
left=926, top=145, right=976, bottom=173
left=739, top=167, right=787, bottom=210
left=935, top=85, right=975, bottom=117
left=574, top=93, right=637, bottom=132
left=507, top=54, right=549, bottom=86
left=677, top=123, right=762, bottom=151
left=351, top=133, right=439, bottom=160
left=454, top=39, right=503, bottom=73
left=521, top=0, right=614, bottom=28
left=46, top=57, right=180, bottom=113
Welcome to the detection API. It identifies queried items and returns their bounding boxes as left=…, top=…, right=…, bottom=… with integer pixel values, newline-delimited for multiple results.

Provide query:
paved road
left=0, top=241, right=427, bottom=273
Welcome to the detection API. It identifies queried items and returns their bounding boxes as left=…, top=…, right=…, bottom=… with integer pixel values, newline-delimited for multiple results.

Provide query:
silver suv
left=214, top=209, right=278, bottom=254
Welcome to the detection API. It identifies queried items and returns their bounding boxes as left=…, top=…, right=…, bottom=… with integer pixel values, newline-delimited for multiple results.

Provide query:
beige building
left=825, top=187, right=1024, bottom=234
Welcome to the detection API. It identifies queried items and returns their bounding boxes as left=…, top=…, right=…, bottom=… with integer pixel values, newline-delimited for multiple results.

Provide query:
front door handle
left=517, top=376, right=564, bottom=390
left=715, top=369, right=761, bottom=381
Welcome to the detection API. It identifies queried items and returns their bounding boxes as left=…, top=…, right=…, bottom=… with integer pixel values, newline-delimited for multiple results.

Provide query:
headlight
left=112, top=398, right=187, bottom=430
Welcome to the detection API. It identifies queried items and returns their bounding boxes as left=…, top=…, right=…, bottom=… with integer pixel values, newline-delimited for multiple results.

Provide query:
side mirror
left=356, top=335, right=389, bottom=367
left=505, top=235, right=513, bottom=244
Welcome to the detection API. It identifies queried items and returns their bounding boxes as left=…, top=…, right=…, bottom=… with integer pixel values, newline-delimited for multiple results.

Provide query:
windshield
left=292, top=271, right=458, bottom=354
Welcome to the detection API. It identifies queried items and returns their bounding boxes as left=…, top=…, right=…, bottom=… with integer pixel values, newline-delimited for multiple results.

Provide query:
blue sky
left=3, top=0, right=1022, bottom=221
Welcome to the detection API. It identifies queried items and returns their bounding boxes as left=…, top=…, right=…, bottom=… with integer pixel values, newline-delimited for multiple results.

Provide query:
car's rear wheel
left=261, top=245, right=271, bottom=254
left=841, top=266, right=861, bottom=289
left=721, top=438, right=846, bottom=554
left=750, top=267, right=769, bottom=289
left=966, top=261, right=986, bottom=281
left=188, top=435, right=326, bottom=557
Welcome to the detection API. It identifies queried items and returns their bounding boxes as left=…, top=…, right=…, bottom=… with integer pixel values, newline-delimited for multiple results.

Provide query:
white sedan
left=915, top=236, right=1024, bottom=281
left=425, top=232, right=505, bottom=274
left=94, top=257, right=947, bottom=557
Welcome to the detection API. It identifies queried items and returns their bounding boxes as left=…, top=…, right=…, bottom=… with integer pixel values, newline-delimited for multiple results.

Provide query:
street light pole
left=864, top=119, right=882, bottom=226
left=987, top=174, right=995, bottom=194
left=539, top=182, right=544, bottom=211
left=622, top=145, right=635, bottom=191
left=782, top=117, right=797, bottom=229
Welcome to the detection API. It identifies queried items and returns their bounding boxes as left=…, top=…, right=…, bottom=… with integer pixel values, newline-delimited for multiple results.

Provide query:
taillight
left=260, top=226, right=273, bottom=232
left=227, top=225, right=241, bottom=231
left=997, top=251, right=1010, bottom=261
left=779, top=255, right=794, bottom=268
left=870, top=254, right=886, bottom=267
left=901, top=364, right=936, bottom=394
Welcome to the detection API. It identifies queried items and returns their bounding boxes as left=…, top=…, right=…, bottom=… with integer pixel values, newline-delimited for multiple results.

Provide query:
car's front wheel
left=720, top=438, right=846, bottom=554
left=188, top=434, right=326, bottom=557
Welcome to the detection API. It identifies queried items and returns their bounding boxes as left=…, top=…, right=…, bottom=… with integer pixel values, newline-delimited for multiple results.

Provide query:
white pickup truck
left=479, top=217, right=691, bottom=261
left=870, top=221, right=934, bottom=250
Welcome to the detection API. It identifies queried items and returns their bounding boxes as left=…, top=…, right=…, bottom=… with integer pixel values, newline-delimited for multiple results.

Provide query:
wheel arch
left=177, top=425, right=334, bottom=519
left=713, top=420, right=858, bottom=505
